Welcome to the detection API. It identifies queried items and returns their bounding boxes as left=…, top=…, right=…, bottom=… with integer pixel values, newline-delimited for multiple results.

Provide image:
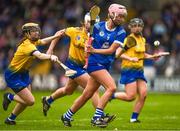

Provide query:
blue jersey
left=88, top=21, right=126, bottom=65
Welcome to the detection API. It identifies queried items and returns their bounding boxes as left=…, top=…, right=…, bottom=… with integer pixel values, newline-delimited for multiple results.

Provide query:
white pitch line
left=16, top=115, right=179, bottom=124
left=17, top=117, right=123, bottom=123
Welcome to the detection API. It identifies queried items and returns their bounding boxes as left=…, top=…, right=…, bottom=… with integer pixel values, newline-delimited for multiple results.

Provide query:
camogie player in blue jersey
left=61, top=4, right=129, bottom=128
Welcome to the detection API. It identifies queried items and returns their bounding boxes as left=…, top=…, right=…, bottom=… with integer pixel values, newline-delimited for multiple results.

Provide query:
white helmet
left=84, top=12, right=100, bottom=23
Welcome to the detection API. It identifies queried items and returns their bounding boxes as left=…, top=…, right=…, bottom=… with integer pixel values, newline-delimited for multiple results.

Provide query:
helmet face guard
left=128, top=18, right=144, bottom=35
left=22, top=23, right=41, bottom=35
left=129, top=18, right=144, bottom=28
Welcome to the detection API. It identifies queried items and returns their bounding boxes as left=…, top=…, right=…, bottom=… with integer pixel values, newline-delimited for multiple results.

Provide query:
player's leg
left=42, top=78, right=78, bottom=116
left=2, top=90, right=27, bottom=111
left=130, top=79, right=147, bottom=122
left=91, top=90, right=100, bottom=108
left=42, top=63, right=85, bottom=116
left=61, top=76, right=100, bottom=127
left=5, top=85, right=35, bottom=125
left=52, top=78, right=78, bottom=99
left=75, top=73, right=114, bottom=124
left=3, top=85, right=34, bottom=111
left=90, top=70, right=116, bottom=124
left=75, top=73, right=100, bottom=108
left=112, top=82, right=137, bottom=101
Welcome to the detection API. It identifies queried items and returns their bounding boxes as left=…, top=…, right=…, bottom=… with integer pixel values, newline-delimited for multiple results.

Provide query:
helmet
left=129, top=18, right=144, bottom=27
left=108, top=4, right=127, bottom=17
left=22, top=22, right=41, bottom=34
left=84, top=12, right=100, bottom=23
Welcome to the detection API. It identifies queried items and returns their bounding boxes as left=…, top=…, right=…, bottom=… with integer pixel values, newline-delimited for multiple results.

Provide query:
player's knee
left=65, top=90, right=74, bottom=95
left=64, top=87, right=74, bottom=95
left=83, top=92, right=93, bottom=100
left=26, top=97, right=35, bottom=106
left=126, top=94, right=136, bottom=101
left=141, top=89, right=147, bottom=99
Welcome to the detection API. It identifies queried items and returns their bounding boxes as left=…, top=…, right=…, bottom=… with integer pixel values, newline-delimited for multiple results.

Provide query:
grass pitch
left=0, top=90, right=180, bottom=130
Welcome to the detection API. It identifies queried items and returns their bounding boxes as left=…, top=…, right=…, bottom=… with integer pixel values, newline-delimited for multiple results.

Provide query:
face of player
left=84, top=20, right=91, bottom=32
left=112, top=14, right=126, bottom=26
left=130, top=24, right=143, bottom=35
left=29, top=28, right=41, bottom=41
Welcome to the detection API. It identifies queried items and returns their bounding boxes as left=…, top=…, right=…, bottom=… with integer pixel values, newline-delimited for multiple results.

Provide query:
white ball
left=154, top=40, right=160, bottom=46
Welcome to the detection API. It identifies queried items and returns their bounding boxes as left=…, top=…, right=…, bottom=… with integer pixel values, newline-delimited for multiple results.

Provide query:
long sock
left=7, top=93, right=14, bottom=101
left=47, top=96, right=54, bottom=105
left=93, top=108, right=104, bottom=120
left=64, top=109, right=74, bottom=121
left=9, top=113, right=16, bottom=120
left=131, top=112, right=139, bottom=120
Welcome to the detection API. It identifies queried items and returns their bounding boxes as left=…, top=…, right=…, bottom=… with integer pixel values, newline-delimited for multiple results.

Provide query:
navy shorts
left=4, top=69, right=31, bottom=93
left=65, top=59, right=87, bottom=79
left=120, top=68, right=147, bottom=85
left=87, top=63, right=111, bottom=74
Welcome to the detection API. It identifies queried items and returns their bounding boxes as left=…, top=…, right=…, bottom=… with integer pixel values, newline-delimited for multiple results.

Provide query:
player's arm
left=119, top=54, right=138, bottom=62
left=144, top=53, right=153, bottom=59
left=87, top=31, right=126, bottom=55
left=115, top=46, right=125, bottom=58
left=46, top=29, right=66, bottom=54
left=116, top=36, right=137, bottom=58
left=40, top=29, right=65, bottom=45
left=90, top=42, right=120, bottom=55
left=143, top=53, right=160, bottom=60
left=32, top=50, right=58, bottom=62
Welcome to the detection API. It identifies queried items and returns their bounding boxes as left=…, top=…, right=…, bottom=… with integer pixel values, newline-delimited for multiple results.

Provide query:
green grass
left=0, top=91, right=180, bottom=130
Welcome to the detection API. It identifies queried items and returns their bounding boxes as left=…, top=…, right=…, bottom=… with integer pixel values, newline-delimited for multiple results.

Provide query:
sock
left=47, top=96, right=54, bottom=105
left=131, top=112, right=139, bottom=120
left=111, top=93, right=116, bottom=99
left=64, top=109, right=74, bottom=121
left=7, top=93, right=14, bottom=101
left=9, top=113, right=16, bottom=120
left=93, top=108, right=104, bottom=120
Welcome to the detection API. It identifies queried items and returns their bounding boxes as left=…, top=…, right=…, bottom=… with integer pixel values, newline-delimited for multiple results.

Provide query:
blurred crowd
left=0, top=0, right=180, bottom=88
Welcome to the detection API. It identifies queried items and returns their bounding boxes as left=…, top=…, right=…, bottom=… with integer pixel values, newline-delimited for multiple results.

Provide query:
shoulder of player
left=66, top=27, right=83, bottom=34
left=94, top=21, right=105, bottom=29
left=116, top=27, right=126, bottom=36
left=129, top=34, right=146, bottom=42
left=66, top=27, right=83, bottom=32
left=125, top=35, right=137, bottom=43
left=20, top=39, right=37, bottom=47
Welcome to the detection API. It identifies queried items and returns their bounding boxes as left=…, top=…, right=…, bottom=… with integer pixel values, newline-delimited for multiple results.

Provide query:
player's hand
left=50, top=55, right=58, bottom=62
left=85, top=45, right=94, bottom=53
left=55, top=29, right=65, bottom=37
left=130, top=57, right=139, bottom=62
